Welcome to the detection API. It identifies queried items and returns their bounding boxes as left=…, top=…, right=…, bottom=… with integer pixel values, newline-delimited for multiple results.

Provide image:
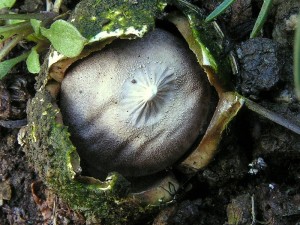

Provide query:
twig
left=46, top=0, right=53, bottom=12
left=53, top=0, right=63, bottom=13
left=0, top=119, right=27, bottom=128
left=251, top=195, right=256, bottom=225
left=244, top=98, right=300, bottom=135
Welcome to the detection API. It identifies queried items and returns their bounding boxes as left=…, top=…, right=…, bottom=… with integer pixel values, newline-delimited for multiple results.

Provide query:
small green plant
left=0, top=0, right=87, bottom=78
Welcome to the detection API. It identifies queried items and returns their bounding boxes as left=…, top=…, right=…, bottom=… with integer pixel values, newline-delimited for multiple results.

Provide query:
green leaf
left=41, top=20, right=87, bottom=57
left=26, top=48, right=40, bottom=74
left=30, top=19, right=42, bottom=35
left=0, top=52, right=29, bottom=79
left=0, top=0, right=16, bottom=9
left=294, top=15, right=300, bottom=99
left=205, top=0, right=237, bottom=22
left=28, top=19, right=47, bottom=42
left=250, top=0, right=273, bottom=38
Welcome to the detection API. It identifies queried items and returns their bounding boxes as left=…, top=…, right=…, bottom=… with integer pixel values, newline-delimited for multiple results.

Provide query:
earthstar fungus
left=60, top=29, right=211, bottom=177
left=20, top=0, right=243, bottom=223
left=18, top=1, right=300, bottom=224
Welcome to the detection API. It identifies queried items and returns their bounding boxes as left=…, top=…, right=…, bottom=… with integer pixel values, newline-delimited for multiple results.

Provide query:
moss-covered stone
left=70, top=0, right=168, bottom=39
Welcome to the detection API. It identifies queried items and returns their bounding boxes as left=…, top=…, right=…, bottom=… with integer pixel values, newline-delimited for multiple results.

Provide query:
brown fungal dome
left=60, top=28, right=211, bottom=177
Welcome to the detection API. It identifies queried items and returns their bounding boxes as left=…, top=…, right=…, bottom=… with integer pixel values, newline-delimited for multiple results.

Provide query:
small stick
left=53, top=0, right=63, bottom=13
left=0, top=119, right=27, bottom=128
left=251, top=195, right=256, bottom=225
left=244, top=98, right=300, bottom=135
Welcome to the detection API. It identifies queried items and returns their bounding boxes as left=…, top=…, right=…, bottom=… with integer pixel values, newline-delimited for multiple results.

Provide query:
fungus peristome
left=60, top=28, right=211, bottom=177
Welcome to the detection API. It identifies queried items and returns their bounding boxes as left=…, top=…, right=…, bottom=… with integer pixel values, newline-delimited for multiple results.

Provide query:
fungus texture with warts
left=60, top=29, right=211, bottom=177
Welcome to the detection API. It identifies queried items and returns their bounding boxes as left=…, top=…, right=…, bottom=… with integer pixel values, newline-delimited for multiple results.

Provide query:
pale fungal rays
left=121, top=63, right=176, bottom=127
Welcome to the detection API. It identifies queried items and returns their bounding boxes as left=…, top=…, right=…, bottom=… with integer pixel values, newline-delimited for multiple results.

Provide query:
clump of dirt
left=235, top=38, right=281, bottom=99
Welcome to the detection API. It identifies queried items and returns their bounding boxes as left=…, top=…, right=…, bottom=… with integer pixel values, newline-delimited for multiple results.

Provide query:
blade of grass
left=250, top=0, right=273, bottom=38
left=294, top=15, right=300, bottom=99
left=0, top=52, right=29, bottom=79
left=205, top=0, right=237, bottom=22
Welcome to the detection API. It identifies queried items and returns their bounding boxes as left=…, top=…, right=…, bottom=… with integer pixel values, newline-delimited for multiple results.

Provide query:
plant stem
left=53, top=0, right=63, bottom=13
left=244, top=98, right=300, bottom=135
left=0, top=21, right=31, bottom=33
left=0, top=35, right=23, bottom=61
left=0, top=29, right=32, bottom=62
left=0, top=22, right=32, bottom=43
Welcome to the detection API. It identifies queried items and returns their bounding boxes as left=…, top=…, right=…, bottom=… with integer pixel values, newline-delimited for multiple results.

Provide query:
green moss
left=23, top=80, right=156, bottom=224
left=69, top=0, right=168, bottom=39
left=174, top=3, right=233, bottom=89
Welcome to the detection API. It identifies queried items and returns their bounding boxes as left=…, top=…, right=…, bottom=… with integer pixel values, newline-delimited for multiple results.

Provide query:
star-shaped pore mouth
left=121, top=63, right=176, bottom=127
